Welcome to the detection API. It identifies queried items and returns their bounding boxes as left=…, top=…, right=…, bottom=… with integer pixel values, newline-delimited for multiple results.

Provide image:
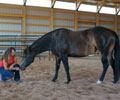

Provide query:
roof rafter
left=116, top=5, right=120, bottom=15
left=97, top=0, right=105, bottom=13
left=108, top=0, right=120, bottom=3
left=23, top=0, right=27, bottom=6
left=76, top=0, right=85, bottom=11
left=51, top=0, right=56, bottom=8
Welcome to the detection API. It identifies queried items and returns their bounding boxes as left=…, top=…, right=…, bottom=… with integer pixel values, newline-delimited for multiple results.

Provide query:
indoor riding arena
left=0, top=0, right=120, bottom=100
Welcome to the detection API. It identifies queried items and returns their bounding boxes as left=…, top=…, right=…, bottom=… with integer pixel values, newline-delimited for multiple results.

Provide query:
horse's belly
left=68, top=49, right=88, bottom=57
left=68, top=45, right=96, bottom=57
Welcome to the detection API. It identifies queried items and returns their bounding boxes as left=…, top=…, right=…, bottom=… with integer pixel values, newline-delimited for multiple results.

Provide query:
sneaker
left=13, top=80, right=22, bottom=83
left=1, top=79, right=6, bottom=83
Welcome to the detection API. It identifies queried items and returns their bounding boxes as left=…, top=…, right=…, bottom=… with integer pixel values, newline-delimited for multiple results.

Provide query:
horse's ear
left=29, top=46, right=32, bottom=51
left=26, top=45, right=29, bottom=49
left=26, top=45, right=31, bottom=50
left=25, top=45, right=31, bottom=53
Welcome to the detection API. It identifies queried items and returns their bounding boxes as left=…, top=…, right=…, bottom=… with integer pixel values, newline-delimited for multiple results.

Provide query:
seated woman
left=0, top=47, right=21, bottom=83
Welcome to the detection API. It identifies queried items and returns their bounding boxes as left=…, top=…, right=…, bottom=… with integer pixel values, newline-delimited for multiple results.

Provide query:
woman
left=0, top=47, right=21, bottom=83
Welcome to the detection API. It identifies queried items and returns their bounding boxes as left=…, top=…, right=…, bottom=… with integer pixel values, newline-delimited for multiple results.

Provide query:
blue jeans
left=0, top=64, right=20, bottom=81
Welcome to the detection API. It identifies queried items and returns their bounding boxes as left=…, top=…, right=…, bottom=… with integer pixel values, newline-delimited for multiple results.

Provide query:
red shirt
left=0, top=56, right=15, bottom=68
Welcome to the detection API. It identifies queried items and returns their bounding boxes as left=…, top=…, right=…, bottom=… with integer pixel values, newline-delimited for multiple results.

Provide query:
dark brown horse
left=20, top=26, right=120, bottom=84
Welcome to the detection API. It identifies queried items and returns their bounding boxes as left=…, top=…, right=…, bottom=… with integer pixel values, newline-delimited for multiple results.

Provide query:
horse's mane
left=30, top=28, right=66, bottom=48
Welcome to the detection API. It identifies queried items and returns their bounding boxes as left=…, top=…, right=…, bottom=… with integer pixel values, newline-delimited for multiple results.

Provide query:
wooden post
left=115, top=15, right=118, bottom=33
left=49, top=8, right=54, bottom=60
left=22, top=6, right=26, bottom=55
left=51, top=0, right=56, bottom=8
left=115, top=6, right=118, bottom=33
left=50, top=8, right=54, bottom=31
left=74, top=11, right=78, bottom=31
left=97, top=0, right=105, bottom=13
left=96, top=4, right=99, bottom=26
left=96, top=13, right=99, bottom=55
left=96, top=14, right=99, bottom=26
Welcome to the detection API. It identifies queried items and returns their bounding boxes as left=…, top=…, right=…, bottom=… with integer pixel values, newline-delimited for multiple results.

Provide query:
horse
left=20, top=26, right=120, bottom=84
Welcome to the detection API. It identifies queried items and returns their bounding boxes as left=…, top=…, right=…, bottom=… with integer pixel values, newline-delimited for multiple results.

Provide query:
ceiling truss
left=1, top=0, right=119, bottom=15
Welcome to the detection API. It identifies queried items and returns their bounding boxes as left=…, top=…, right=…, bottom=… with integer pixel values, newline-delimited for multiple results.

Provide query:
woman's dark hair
left=0, top=47, right=16, bottom=62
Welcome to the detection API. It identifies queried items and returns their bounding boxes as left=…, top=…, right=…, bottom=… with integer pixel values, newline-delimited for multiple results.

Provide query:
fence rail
left=0, top=34, right=45, bottom=56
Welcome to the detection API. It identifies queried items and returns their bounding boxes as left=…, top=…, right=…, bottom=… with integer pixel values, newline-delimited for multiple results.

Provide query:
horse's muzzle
left=20, top=66, right=26, bottom=71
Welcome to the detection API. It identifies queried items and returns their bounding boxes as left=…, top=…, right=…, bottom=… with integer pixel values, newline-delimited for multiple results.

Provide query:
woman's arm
left=3, top=59, right=9, bottom=70
left=9, top=57, right=19, bottom=70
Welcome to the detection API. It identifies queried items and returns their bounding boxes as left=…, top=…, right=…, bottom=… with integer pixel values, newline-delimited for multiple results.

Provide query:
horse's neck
left=31, top=34, right=51, bottom=55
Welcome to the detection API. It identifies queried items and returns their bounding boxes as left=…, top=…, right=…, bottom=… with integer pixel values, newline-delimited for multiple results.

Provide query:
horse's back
left=51, top=28, right=96, bottom=57
left=51, top=27, right=117, bottom=57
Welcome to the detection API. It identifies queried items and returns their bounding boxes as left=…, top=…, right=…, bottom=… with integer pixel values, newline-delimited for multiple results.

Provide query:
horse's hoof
left=113, top=78, right=119, bottom=84
left=113, top=80, right=118, bottom=84
left=65, top=81, right=71, bottom=84
left=52, top=79, right=56, bottom=82
left=97, top=80, right=102, bottom=84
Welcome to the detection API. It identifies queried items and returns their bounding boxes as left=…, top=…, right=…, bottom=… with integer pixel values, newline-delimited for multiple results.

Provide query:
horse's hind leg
left=110, top=56, right=120, bottom=83
left=110, top=56, right=118, bottom=83
left=97, top=54, right=109, bottom=84
left=52, top=56, right=61, bottom=82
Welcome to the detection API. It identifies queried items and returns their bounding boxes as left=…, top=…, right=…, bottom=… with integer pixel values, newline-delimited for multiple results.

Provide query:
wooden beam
left=99, top=14, right=114, bottom=18
left=0, top=13, right=23, bottom=17
left=0, top=16, right=21, bottom=20
left=74, top=11, right=78, bottom=31
left=78, top=19, right=96, bottom=23
left=22, top=6, right=26, bottom=50
left=54, top=9, right=74, bottom=14
left=116, top=7, right=120, bottom=15
left=115, top=15, right=118, bottom=32
left=115, top=6, right=118, bottom=32
left=50, top=8, right=54, bottom=31
left=76, top=0, right=84, bottom=11
left=0, top=3, right=23, bottom=9
left=51, top=0, right=56, bottom=8
left=78, top=11, right=96, bottom=16
left=22, top=7, right=26, bottom=35
left=27, top=15, right=50, bottom=20
left=78, top=26, right=94, bottom=29
left=54, top=18, right=74, bottom=21
left=106, top=0, right=120, bottom=4
left=99, top=20, right=114, bottom=25
left=26, top=24, right=50, bottom=27
left=54, top=25, right=74, bottom=28
left=23, top=0, right=27, bottom=6
left=0, top=30, right=21, bottom=33
left=96, top=14, right=99, bottom=26
left=97, top=0, right=105, bottom=14
left=0, top=22, right=21, bottom=25
left=26, top=32, right=47, bottom=34
left=27, top=6, right=50, bottom=12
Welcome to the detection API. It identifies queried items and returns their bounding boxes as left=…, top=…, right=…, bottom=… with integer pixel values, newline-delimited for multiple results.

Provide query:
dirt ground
left=0, top=56, right=120, bottom=100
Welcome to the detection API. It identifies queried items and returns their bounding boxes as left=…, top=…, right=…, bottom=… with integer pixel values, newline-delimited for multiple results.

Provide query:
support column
left=115, top=15, right=118, bottom=33
left=74, top=11, right=78, bottom=31
left=49, top=8, right=54, bottom=60
left=22, top=6, right=26, bottom=55
left=96, top=13, right=99, bottom=26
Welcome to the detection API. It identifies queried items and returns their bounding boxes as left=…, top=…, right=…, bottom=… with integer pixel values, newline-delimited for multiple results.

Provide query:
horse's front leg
left=97, top=54, right=109, bottom=84
left=61, top=54, right=71, bottom=84
left=52, top=56, right=61, bottom=82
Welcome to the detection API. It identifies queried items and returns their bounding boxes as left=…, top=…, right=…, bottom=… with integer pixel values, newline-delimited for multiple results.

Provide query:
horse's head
left=20, top=46, right=35, bottom=70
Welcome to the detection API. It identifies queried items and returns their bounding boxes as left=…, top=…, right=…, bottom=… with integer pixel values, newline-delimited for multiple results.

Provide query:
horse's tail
left=113, top=33, right=120, bottom=83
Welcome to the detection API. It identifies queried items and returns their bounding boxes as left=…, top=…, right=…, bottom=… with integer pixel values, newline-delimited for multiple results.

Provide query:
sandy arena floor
left=0, top=56, right=120, bottom=100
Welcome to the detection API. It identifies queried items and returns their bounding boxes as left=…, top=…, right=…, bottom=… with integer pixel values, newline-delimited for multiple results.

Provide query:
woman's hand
left=9, top=65, right=19, bottom=71
left=9, top=65, right=13, bottom=70
left=15, top=67, right=20, bottom=71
